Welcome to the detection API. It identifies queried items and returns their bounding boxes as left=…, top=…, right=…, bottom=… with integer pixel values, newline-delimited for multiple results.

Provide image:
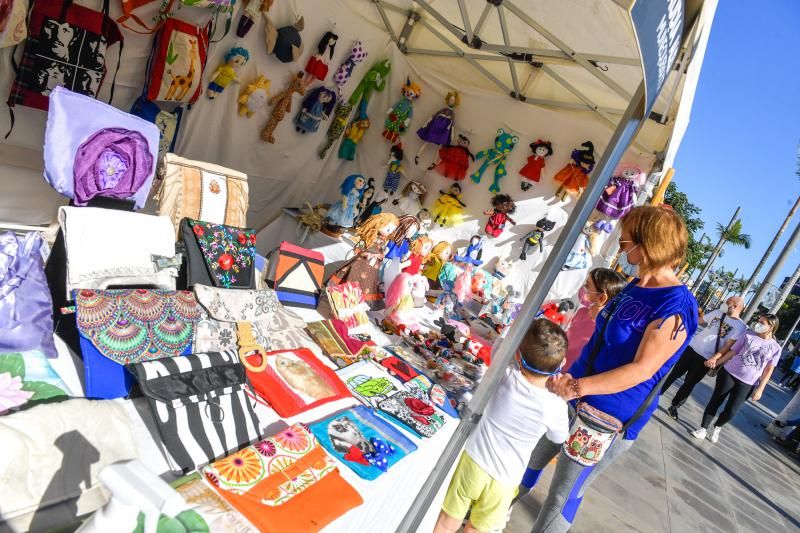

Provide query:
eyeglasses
left=619, top=239, right=635, bottom=248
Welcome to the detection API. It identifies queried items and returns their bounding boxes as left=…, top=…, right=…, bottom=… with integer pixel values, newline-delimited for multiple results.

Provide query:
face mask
left=617, top=248, right=638, bottom=277
left=753, top=323, right=770, bottom=334
left=578, top=287, right=592, bottom=307
left=718, top=303, right=729, bottom=314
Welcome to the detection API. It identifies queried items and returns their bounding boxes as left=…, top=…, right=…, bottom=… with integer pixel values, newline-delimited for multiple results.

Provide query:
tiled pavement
left=507, top=375, right=800, bottom=532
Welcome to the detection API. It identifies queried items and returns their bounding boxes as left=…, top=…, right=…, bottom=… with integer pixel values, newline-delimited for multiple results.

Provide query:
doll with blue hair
left=324, top=174, right=367, bottom=231
left=207, top=46, right=249, bottom=99
left=295, top=86, right=337, bottom=134
left=436, top=264, right=472, bottom=320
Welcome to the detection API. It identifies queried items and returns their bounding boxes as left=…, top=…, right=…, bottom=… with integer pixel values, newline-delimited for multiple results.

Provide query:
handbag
left=44, top=86, right=160, bottom=209
left=156, top=153, right=249, bottom=237
left=309, top=405, right=417, bottom=480
left=265, top=241, right=324, bottom=309
left=75, top=289, right=202, bottom=399
left=143, top=17, right=209, bottom=104
left=181, top=219, right=257, bottom=290
left=128, top=350, right=262, bottom=474
left=0, top=0, right=26, bottom=48
left=203, top=424, right=363, bottom=533
left=377, top=389, right=446, bottom=438
left=118, top=0, right=234, bottom=38
left=326, top=281, right=370, bottom=330
left=130, top=95, right=183, bottom=164
left=706, top=313, right=728, bottom=378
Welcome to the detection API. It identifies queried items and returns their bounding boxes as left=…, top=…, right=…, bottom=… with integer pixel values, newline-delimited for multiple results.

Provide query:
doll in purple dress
left=595, top=165, right=643, bottom=219
left=414, top=91, right=459, bottom=165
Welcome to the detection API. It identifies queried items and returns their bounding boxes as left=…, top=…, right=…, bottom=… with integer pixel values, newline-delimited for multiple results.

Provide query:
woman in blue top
left=518, top=206, right=698, bottom=532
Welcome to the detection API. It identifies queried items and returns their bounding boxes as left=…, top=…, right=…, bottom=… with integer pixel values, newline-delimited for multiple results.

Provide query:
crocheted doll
left=382, top=77, right=421, bottom=144
left=403, top=235, right=433, bottom=275
left=237, top=0, right=271, bottom=37
left=304, top=31, right=338, bottom=87
left=554, top=141, right=595, bottom=201
left=432, top=183, right=467, bottom=228
left=483, top=194, right=517, bottom=238
left=519, top=139, right=553, bottom=191
left=338, top=103, right=370, bottom=160
left=595, top=165, right=643, bottom=219
left=319, top=101, right=354, bottom=158
left=471, top=129, right=519, bottom=193
left=238, top=75, right=271, bottom=117
left=422, top=241, right=454, bottom=288
left=207, top=47, right=249, bottom=99
left=264, top=16, right=304, bottom=63
left=332, top=40, right=368, bottom=96
left=383, top=215, right=421, bottom=291
left=382, top=144, right=406, bottom=195
left=356, top=179, right=387, bottom=226
left=348, top=58, right=391, bottom=107
left=431, top=134, right=474, bottom=181
left=415, top=91, right=459, bottom=165
left=454, top=235, right=484, bottom=266
left=519, top=217, right=556, bottom=260
left=261, top=72, right=305, bottom=144
left=324, top=174, right=367, bottom=232
left=294, top=86, right=336, bottom=134
left=390, top=180, right=427, bottom=216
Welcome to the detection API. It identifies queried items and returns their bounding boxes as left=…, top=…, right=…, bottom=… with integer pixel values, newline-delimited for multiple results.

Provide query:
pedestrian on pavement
left=691, top=314, right=781, bottom=443
left=660, top=295, right=747, bottom=420
left=520, top=206, right=698, bottom=533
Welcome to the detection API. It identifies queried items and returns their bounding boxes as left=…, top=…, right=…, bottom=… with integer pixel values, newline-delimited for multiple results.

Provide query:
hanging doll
left=382, top=144, right=406, bottom=195
left=471, top=129, right=519, bottom=193
left=237, top=0, right=273, bottom=37
left=329, top=213, right=400, bottom=310
left=207, top=47, right=249, bottom=99
left=323, top=174, right=367, bottom=234
left=484, top=194, right=517, bottom=238
left=422, top=241, right=453, bottom=290
left=333, top=41, right=368, bottom=95
left=417, top=208, right=433, bottom=235
left=432, top=183, right=467, bottom=228
left=454, top=235, right=484, bottom=266
left=382, top=77, right=421, bottom=144
left=238, top=75, right=271, bottom=117
left=402, top=235, right=433, bottom=275
left=261, top=72, right=305, bottom=144
left=391, top=180, right=427, bottom=216
left=265, top=16, right=304, bottom=63
left=382, top=215, right=420, bottom=292
left=540, top=299, right=575, bottom=327
left=294, top=86, right=337, bottom=134
left=519, top=139, right=553, bottom=191
left=520, top=217, right=556, bottom=260
left=318, top=42, right=368, bottom=158
left=595, top=165, right=643, bottom=219
left=304, top=31, right=338, bottom=87
left=430, top=133, right=474, bottom=181
left=554, top=141, right=596, bottom=201
left=338, top=104, right=370, bottom=160
left=415, top=91, right=460, bottom=165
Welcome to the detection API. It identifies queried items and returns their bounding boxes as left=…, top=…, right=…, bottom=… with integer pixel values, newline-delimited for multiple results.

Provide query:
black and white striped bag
left=128, top=350, right=262, bottom=473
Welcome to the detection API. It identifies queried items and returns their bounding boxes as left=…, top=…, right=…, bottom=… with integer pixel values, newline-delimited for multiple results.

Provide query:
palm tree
left=716, top=219, right=752, bottom=250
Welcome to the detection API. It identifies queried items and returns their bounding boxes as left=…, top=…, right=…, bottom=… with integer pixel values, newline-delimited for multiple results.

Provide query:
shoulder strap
left=585, top=294, right=623, bottom=376
left=118, top=0, right=176, bottom=34
left=714, top=313, right=727, bottom=354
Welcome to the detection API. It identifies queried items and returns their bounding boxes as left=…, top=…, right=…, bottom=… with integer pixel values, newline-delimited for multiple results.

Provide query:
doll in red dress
left=431, top=134, right=474, bottom=181
left=519, top=139, right=553, bottom=191
left=303, top=31, right=338, bottom=87
left=483, top=194, right=517, bottom=238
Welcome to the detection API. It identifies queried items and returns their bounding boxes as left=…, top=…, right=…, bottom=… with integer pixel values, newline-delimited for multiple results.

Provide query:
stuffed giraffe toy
left=165, top=39, right=198, bottom=101
left=261, top=72, right=305, bottom=144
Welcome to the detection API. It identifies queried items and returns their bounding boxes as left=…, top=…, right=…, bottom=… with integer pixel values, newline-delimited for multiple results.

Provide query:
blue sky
left=672, top=0, right=800, bottom=291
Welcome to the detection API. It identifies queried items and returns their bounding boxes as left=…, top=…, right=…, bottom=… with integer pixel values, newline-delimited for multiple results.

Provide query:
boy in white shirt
left=434, top=319, right=570, bottom=533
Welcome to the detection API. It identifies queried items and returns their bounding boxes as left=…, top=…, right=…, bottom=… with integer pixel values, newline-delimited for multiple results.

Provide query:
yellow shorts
left=441, top=452, right=518, bottom=531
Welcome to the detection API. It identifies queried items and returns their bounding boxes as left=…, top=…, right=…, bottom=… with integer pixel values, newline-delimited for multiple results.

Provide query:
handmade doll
left=338, top=104, right=370, bottom=160
left=348, top=58, right=391, bottom=108
left=563, top=223, right=592, bottom=271
left=483, top=194, right=517, bottom=238
left=540, top=299, right=575, bottom=326
left=436, top=265, right=471, bottom=321
left=207, top=47, right=249, bottom=99
left=554, top=141, right=596, bottom=201
left=304, top=31, right=338, bottom=86
left=493, top=255, right=512, bottom=279
left=318, top=42, right=368, bottom=158
left=237, top=0, right=271, bottom=38
left=329, top=213, right=400, bottom=310
left=382, top=144, right=406, bottom=195
left=355, top=178, right=382, bottom=225
left=432, top=183, right=467, bottom=228
left=402, top=235, right=433, bottom=275
left=431, top=133, right=474, bottom=181
left=422, top=241, right=453, bottom=288
left=323, top=174, right=367, bottom=233
left=471, top=129, right=519, bottom=193
left=520, top=217, right=556, bottom=260
left=319, top=101, right=354, bottom=158
left=294, top=86, right=336, bottom=134
left=519, top=139, right=553, bottom=191
left=264, top=16, right=304, bottom=63
left=417, top=208, right=433, bottom=235
left=238, top=75, right=271, bottom=117
left=391, top=180, right=427, bottom=216
left=332, top=40, right=368, bottom=96
left=261, top=72, right=305, bottom=144
left=415, top=91, right=459, bottom=165
left=409, top=273, right=429, bottom=307
left=454, top=235, right=484, bottom=266
left=595, top=165, right=643, bottom=219
left=382, top=215, right=420, bottom=291
left=384, top=272, right=419, bottom=330
left=296, top=202, right=327, bottom=243
left=382, top=77, right=421, bottom=144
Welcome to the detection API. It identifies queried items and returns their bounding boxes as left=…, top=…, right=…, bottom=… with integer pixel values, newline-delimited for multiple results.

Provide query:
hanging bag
left=144, top=17, right=209, bottom=104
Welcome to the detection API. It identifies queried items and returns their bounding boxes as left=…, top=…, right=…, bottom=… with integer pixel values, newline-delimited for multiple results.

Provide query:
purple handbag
left=0, top=232, right=57, bottom=359
left=44, top=86, right=160, bottom=209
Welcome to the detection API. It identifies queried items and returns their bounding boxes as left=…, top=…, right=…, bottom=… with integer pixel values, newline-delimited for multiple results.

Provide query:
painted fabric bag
left=128, top=350, right=262, bottom=474
left=75, top=289, right=202, bottom=399
left=0, top=0, right=27, bottom=48
left=130, top=96, right=183, bottom=164
left=336, top=360, right=404, bottom=408
left=6, top=0, right=123, bottom=114
left=144, top=17, right=209, bottom=104
left=309, top=405, right=417, bottom=480
left=0, top=350, right=70, bottom=415
left=377, top=389, right=446, bottom=438
left=203, top=424, right=363, bottom=533
left=44, top=86, right=159, bottom=209
left=265, top=241, right=325, bottom=309
left=326, top=281, right=370, bottom=331
left=182, top=219, right=256, bottom=290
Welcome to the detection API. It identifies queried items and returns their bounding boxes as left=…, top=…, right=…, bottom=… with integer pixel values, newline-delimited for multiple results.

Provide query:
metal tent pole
left=745, top=218, right=800, bottom=321
left=396, top=81, right=647, bottom=532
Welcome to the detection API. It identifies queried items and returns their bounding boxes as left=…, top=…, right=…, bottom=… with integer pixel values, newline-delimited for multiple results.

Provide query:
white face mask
left=617, top=248, right=638, bottom=277
left=718, top=303, right=729, bottom=314
left=753, top=323, right=770, bottom=334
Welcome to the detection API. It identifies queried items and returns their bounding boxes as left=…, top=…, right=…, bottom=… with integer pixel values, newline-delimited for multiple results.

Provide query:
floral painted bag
left=44, top=86, right=160, bottom=209
left=181, top=219, right=257, bottom=290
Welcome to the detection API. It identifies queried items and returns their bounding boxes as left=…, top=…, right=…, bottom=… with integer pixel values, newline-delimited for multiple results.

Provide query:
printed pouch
left=309, top=405, right=417, bottom=480
left=377, top=389, right=446, bottom=438
left=144, top=17, right=209, bottom=104
left=337, top=360, right=404, bottom=408
left=182, top=219, right=257, bottom=290
left=562, top=401, right=622, bottom=467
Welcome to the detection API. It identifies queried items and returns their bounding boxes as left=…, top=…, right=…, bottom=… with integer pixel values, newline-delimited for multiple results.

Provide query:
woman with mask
left=693, top=314, right=781, bottom=443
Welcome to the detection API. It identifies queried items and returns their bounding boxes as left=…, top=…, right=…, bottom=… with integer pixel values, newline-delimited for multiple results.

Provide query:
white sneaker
left=709, top=426, right=721, bottom=443
left=691, top=427, right=707, bottom=439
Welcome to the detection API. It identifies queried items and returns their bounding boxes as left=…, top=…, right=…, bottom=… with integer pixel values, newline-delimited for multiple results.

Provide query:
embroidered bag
left=309, top=405, right=417, bottom=480
left=265, top=241, right=324, bottom=309
left=0, top=0, right=27, bottom=48
left=6, top=0, right=123, bottom=114
left=377, top=389, right=446, bottom=438
left=325, top=281, right=370, bottom=331
left=156, top=153, right=249, bottom=237
left=128, top=350, right=262, bottom=474
left=75, top=289, right=202, bottom=399
left=144, top=17, right=209, bottom=104
left=203, top=424, right=363, bottom=533
left=181, top=219, right=257, bottom=290
left=44, top=86, right=159, bottom=209
left=130, top=96, right=183, bottom=164
left=336, top=360, right=404, bottom=407
left=240, top=347, right=351, bottom=418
